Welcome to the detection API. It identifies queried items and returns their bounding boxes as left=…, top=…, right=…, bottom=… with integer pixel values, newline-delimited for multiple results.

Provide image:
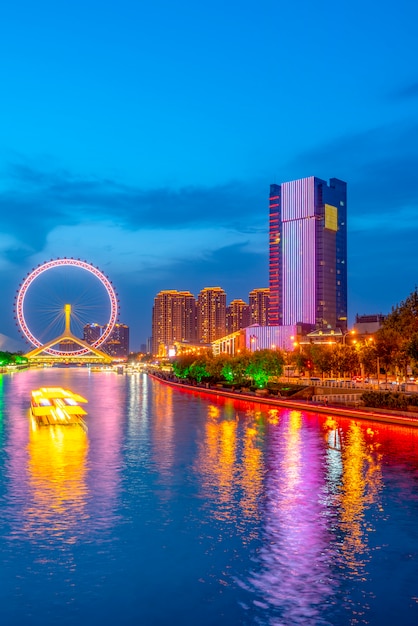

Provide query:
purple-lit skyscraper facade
left=269, top=176, right=347, bottom=331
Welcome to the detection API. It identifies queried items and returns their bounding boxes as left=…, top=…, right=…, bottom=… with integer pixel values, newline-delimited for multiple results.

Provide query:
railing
left=299, top=379, right=359, bottom=389
left=312, top=394, right=363, bottom=406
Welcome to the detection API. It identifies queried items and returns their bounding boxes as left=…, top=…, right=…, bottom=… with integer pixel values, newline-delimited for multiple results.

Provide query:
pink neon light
left=281, top=177, right=316, bottom=325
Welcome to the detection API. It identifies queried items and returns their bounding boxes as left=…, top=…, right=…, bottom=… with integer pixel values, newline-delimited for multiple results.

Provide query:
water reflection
left=240, top=423, right=263, bottom=523
left=195, top=401, right=263, bottom=531
left=24, top=420, right=89, bottom=542
left=248, top=409, right=336, bottom=625
left=151, top=380, right=174, bottom=478
left=0, top=375, right=4, bottom=438
left=4, top=369, right=125, bottom=543
left=197, top=404, right=238, bottom=522
left=338, top=422, right=383, bottom=576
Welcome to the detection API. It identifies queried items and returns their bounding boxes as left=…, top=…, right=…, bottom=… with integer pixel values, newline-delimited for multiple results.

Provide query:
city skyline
left=0, top=1, right=417, bottom=351
left=151, top=286, right=266, bottom=356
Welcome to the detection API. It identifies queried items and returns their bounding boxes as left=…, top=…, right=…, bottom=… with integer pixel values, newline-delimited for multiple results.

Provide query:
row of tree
left=170, top=343, right=363, bottom=389
left=169, top=288, right=418, bottom=386
left=172, top=350, right=285, bottom=388
left=0, top=352, right=28, bottom=367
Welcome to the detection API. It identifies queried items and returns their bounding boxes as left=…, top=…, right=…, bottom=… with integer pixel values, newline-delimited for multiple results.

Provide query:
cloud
left=116, top=239, right=269, bottom=346
left=26, top=221, right=267, bottom=285
left=0, top=160, right=269, bottom=293
left=1, top=160, right=265, bottom=234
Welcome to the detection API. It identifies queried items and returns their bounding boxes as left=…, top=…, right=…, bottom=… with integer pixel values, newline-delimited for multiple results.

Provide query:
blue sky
left=0, top=0, right=417, bottom=351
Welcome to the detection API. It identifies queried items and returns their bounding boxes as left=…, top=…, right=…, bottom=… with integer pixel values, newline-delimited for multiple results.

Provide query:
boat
left=30, top=387, right=88, bottom=428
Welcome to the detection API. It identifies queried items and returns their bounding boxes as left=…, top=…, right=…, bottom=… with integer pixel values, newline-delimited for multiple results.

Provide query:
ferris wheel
left=15, top=258, right=119, bottom=357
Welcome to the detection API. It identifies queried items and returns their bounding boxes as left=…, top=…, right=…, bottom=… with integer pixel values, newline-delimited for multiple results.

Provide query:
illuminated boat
left=30, top=387, right=88, bottom=428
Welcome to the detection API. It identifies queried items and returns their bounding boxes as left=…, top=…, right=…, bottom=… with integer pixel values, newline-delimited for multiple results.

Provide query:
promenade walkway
left=148, top=371, right=418, bottom=429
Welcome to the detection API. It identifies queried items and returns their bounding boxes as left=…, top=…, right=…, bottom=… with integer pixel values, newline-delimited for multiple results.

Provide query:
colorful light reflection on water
left=1, top=369, right=418, bottom=625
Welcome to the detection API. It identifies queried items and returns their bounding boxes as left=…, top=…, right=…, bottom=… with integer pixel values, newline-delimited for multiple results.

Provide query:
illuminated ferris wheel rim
left=15, top=258, right=118, bottom=356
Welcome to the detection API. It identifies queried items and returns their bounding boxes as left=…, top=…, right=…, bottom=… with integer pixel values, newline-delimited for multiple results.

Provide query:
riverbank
left=148, top=371, right=418, bottom=429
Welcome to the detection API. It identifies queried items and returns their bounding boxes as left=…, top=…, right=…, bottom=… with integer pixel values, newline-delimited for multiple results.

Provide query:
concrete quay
left=148, top=371, right=418, bottom=429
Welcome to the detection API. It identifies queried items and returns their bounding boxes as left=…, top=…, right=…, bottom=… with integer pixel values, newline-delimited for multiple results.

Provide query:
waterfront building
left=173, top=340, right=212, bottom=356
left=269, top=176, right=347, bottom=331
left=212, top=324, right=299, bottom=356
left=83, top=322, right=130, bottom=358
left=226, top=299, right=250, bottom=334
left=83, top=323, right=102, bottom=344
left=179, top=290, right=198, bottom=344
left=58, top=339, right=79, bottom=352
left=249, top=288, right=270, bottom=326
left=197, top=287, right=226, bottom=344
left=103, top=323, right=130, bottom=358
left=354, top=313, right=385, bottom=335
left=151, top=290, right=196, bottom=356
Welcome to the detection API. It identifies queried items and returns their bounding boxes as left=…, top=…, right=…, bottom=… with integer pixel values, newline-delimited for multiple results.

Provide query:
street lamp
left=342, top=330, right=355, bottom=345
left=291, top=340, right=303, bottom=377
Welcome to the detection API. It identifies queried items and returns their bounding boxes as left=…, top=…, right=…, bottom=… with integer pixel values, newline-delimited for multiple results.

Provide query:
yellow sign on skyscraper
left=325, top=204, right=338, bottom=231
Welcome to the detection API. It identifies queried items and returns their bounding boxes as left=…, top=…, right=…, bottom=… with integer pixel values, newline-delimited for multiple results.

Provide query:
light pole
left=342, top=330, right=355, bottom=346
left=292, top=339, right=302, bottom=376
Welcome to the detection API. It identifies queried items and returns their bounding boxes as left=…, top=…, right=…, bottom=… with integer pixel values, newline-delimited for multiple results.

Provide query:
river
left=1, top=367, right=418, bottom=625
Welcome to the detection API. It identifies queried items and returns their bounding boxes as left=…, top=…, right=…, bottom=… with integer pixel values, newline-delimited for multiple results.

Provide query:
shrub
left=361, top=391, right=408, bottom=410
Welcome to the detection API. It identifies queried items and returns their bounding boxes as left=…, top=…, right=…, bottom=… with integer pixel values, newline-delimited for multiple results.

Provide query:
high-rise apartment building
left=179, top=291, right=197, bottom=345
left=226, top=299, right=250, bottom=334
left=152, top=290, right=196, bottom=355
left=83, top=322, right=130, bottom=357
left=197, top=287, right=226, bottom=344
left=84, top=323, right=102, bottom=344
left=269, top=176, right=347, bottom=331
left=103, top=323, right=130, bottom=358
left=249, top=288, right=270, bottom=326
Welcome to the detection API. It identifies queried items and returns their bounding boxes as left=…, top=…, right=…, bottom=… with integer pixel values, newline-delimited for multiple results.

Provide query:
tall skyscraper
left=197, top=287, right=226, bottom=343
left=269, top=176, right=347, bottom=330
left=249, top=288, right=270, bottom=326
left=152, top=290, right=196, bottom=355
left=226, top=299, right=250, bottom=334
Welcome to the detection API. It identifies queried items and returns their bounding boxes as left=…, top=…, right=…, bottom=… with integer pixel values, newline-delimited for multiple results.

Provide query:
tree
left=206, top=354, right=228, bottom=382
left=407, top=332, right=418, bottom=361
left=245, top=349, right=285, bottom=388
left=307, top=344, right=333, bottom=378
left=357, top=341, right=377, bottom=377
left=229, top=352, right=252, bottom=385
left=375, top=327, right=403, bottom=379
left=330, top=344, right=359, bottom=378
left=189, top=358, right=210, bottom=383
left=383, top=288, right=418, bottom=336
left=171, top=354, right=196, bottom=379
left=0, top=352, right=14, bottom=366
